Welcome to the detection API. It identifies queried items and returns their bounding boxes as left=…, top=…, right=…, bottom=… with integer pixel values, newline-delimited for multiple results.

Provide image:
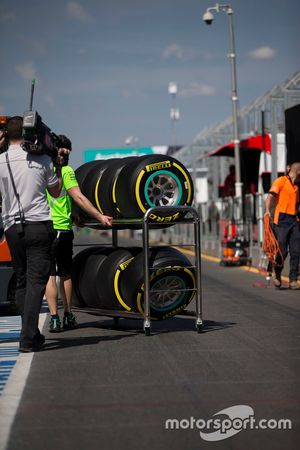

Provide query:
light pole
left=168, top=82, right=180, bottom=152
left=203, top=3, right=243, bottom=204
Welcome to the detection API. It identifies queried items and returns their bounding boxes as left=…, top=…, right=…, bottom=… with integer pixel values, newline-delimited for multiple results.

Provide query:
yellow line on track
left=174, top=246, right=289, bottom=282
left=173, top=246, right=220, bottom=263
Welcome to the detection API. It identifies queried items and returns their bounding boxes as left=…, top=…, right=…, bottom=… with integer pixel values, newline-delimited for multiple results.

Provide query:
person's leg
left=46, top=233, right=61, bottom=332
left=60, top=276, right=73, bottom=313
left=45, top=276, right=59, bottom=315
left=5, top=225, right=27, bottom=343
left=273, top=225, right=288, bottom=285
left=5, top=225, right=26, bottom=312
left=288, top=223, right=300, bottom=286
left=45, top=230, right=59, bottom=315
left=21, top=222, right=54, bottom=349
left=56, top=231, right=77, bottom=329
left=61, top=276, right=77, bottom=329
left=46, top=274, right=61, bottom=332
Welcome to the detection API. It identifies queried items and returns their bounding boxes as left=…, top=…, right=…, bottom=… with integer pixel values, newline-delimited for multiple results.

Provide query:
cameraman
left=45, top=135, right=112, bottom=332
left=0, top=116, right=67, bottom=352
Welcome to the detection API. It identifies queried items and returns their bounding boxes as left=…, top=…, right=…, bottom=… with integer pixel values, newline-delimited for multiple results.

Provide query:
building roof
left=175, top=71, right=300, bottom=167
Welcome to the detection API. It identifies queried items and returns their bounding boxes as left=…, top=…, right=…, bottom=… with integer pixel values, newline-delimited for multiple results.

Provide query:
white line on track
left=0, top=313, right=47, bottom=450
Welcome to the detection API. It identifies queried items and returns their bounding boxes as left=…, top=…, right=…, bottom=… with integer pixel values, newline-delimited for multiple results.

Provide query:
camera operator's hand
left=0, top=131, right=5, bottom=149
left=56, top=148, right=70, bottom=166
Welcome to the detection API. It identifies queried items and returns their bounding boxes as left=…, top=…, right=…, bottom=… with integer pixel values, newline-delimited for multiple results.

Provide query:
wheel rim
left=150, top=275, right=186, bottom=311
left=145, top=170, right=182, bottom=207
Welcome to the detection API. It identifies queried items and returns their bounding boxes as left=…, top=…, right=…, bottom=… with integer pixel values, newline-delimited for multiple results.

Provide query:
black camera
left=22, top=110, right=58, bottom=160
left=55, top=134, right=72, bottom=166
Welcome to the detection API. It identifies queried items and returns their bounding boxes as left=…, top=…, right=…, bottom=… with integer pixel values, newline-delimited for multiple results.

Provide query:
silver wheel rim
left=150, top=276, right=185, bottom=309
left=147, top=174, right=180, bottom=206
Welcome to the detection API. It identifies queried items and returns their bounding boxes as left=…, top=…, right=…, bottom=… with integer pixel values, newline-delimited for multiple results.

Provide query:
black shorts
left=50, top=230, right=74, bottom=277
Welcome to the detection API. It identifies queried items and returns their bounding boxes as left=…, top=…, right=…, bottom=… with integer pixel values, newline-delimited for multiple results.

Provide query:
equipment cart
left=73, top=205, right=203, bottom=335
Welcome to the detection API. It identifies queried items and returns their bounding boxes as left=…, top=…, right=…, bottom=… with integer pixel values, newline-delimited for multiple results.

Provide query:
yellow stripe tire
left=119, top=247, right=195, bottom=319
left=74, top=159, right=119, bottom=220
left=114, top=154, right=194, bottom=220
left=93, top=247, right=141, bottom=311
left=135, top=266, right=196, bottom=320
left=94, top=157, right=136, bottom=217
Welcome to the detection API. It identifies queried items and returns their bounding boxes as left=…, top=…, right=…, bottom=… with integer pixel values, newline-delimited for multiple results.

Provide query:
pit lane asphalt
left=3, top=234, right=300, bottom=450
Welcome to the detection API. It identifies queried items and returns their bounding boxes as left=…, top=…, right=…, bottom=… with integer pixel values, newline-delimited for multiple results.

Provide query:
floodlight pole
left=204, top=4, right=243, bottom=214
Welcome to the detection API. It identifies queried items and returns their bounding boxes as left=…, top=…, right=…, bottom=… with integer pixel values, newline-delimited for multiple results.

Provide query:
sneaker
left=289, top=281, right=300, bottom=290
left=63, top=312, right=78, bottom=330
left=273, top=273, right=281, bottom=288
left=49, top=315, right=61, bottom=332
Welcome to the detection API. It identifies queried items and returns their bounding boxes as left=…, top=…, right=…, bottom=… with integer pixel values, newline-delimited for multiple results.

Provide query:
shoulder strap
left=5, top=151, right=25, bottom=222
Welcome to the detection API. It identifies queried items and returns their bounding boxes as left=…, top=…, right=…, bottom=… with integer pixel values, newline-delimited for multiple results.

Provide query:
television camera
left=0, top=81, right=71, bottom=162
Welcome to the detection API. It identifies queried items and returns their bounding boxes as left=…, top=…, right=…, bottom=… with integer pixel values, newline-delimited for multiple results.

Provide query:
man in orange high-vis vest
left=265, top=162, right=300, bottom=289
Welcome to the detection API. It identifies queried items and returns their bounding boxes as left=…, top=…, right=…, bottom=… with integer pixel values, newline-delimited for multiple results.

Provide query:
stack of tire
left=72, top=246, right=195, bottom=320
left=74, top=154, right=193, bottom=223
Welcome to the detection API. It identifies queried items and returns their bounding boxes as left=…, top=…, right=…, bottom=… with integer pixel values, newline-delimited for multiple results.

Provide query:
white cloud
left=162, top=44, right=197, bottom=61
left=15, top=62, right=37, bottom=82
left=0, top=104, right=5, bottom=114
left=180, top=82, right=217, bottom=97
left=248, top=46, right=276, bottom=60
left=66, top=1, right=93, bottom=22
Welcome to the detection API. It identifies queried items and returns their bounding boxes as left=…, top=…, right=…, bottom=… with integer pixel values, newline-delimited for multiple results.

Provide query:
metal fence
left=156, top=194, right=267, bottom=264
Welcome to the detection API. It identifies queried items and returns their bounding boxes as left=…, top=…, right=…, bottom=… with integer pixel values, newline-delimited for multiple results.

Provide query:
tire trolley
left=73, top=205, right=203, bottom=335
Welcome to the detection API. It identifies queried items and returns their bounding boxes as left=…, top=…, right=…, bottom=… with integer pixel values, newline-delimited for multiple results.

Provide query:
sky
left=0, top=0, right=299, bottom=169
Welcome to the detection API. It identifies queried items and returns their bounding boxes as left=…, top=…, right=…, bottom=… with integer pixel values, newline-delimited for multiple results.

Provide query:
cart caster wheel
left=113, top=317, right=119, bottom=326
left=196, top=324, right=203, bottom=333
left=144, top=327, right=151, bottom=336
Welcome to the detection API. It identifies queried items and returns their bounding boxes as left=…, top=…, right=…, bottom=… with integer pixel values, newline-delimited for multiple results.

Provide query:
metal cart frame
left=74, top=205, right=203, bottom=335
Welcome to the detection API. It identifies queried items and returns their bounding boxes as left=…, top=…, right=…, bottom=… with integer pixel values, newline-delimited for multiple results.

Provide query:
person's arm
left=264, top=193, right=276, bottom=217
left=265, top=177, right=284, bottom=217
left=47, top=165, right=62, bottom=198
left=67, top=185, right=113, bottom=226
left=46, top=148, right=70, bottom=198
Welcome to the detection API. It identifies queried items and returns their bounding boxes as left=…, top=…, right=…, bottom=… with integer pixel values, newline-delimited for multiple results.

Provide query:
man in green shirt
left=46, top=136, right=112, bottom=332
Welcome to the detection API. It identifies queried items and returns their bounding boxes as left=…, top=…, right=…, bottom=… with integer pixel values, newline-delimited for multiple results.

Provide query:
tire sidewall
left=115, top=155, right=193, bottom=219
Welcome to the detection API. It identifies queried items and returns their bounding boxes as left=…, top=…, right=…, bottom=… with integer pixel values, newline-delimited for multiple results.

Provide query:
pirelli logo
left=119, top=257, right=134, bottom=271
left=145, top=161, right=171, bottom=172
